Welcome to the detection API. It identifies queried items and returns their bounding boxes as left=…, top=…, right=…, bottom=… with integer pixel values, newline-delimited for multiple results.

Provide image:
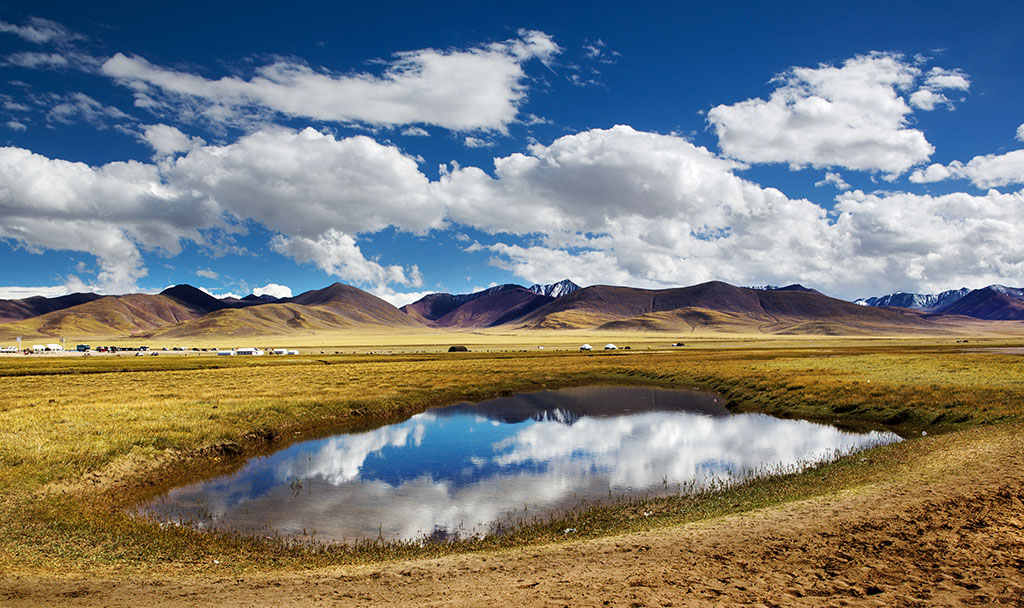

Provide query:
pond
left=137, top=386, right=901, bottom=544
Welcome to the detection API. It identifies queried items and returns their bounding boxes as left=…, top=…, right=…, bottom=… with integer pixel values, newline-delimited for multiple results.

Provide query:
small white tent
left=579, top=344, right=593, bottom=351
left=604, top=344, right=617, bottom=350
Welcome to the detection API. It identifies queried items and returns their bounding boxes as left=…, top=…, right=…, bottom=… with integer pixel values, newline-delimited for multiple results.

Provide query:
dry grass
left=2, top=332, right=1024, bottom=576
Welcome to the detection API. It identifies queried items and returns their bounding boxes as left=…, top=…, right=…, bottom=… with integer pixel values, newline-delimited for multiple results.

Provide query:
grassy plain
left=2, top=330, right=1023, bottom=578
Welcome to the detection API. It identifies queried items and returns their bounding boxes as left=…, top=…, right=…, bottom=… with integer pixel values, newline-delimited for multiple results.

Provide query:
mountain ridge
left=512, top=281, right=940, bottom=334
left=0, top=293, right=211, bottom=339
left=856, top=285, right=1024, bottom=319
left=0, top=292, right=104, bottom=324
left=3, top=279, right=1024, bottom=340
left=855, top=288, right=972, bottom=311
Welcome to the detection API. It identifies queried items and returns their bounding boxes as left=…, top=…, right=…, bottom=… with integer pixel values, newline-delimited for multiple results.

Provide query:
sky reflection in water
left=140, top=386, right=901, bottom=543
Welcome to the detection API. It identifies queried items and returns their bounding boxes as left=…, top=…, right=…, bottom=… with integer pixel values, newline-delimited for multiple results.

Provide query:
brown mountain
left=939, top=287, right=1024, bottom=320
left=163, top=284, right=280, bottom=311
left=142, top=302, right=419, bottom=339
left=403, top=285, right=553, bottom=328
left=4, top=279, right=1019, bottom=341
left=140, top=283, right=424, bottom=338
left=285, top=283, right=422, bottom=327
left=0, top=282, right=424, bottom=340
left=0, top=292, right=103, bottom=323
left=401, top=284, right=516, bottom=323
left=512, top=281, right=943, bottom=334
left=401, top=293, right=466, bottom=324
left=0, top=293, right=209, bottom=339
left=160, top=284, right=232, bottom=314
left=149, top=283, right=421, bottom=338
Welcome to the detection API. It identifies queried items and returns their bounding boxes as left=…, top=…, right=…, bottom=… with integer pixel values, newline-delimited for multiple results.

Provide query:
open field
left=2, top=331, right=1024, bottom=605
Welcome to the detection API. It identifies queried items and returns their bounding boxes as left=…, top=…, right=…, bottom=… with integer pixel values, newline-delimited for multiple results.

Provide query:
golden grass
left=2, top=332, right=1024, bottom=575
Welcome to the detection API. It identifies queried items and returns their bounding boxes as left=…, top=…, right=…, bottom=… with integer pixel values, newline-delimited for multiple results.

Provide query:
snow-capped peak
left=854, top=288, right=971, bottom=311
left=528, top=279, right=581, bottom=298
left=988, top=285, right=1024, bottom=299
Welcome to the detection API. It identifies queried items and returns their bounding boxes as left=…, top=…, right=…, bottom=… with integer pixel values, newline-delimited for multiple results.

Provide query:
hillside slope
left=430, top=286, right=553, bottom=328
left=143, top=284, right=426, bottom=338
left=939, top=287, right=1024, bottom=320
left=0, top=292, right=103, bottom=324
left=287, top=283, right=422, bottom=327
left=142, top=302, right=421, bottom=339
left=514, top=282, right=944, bottom=334
left=401, top=284, right=519, bottom=324
left=160, top=285, right=232, bottom=314
left=0, top=294, right=207, bottom=339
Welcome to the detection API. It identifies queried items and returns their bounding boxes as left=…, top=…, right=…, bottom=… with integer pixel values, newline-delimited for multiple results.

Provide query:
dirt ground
left=3, top=424, right=1023, bottom=607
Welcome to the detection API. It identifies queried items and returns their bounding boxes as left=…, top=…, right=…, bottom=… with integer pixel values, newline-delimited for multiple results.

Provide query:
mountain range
left=856, top=285, right=1024, bottom=320
left=0, top=280, right=1021, bottom=341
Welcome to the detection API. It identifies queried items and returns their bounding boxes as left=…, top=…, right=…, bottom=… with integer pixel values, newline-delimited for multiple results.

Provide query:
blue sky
left=1, top=1, right=1022, bottom=305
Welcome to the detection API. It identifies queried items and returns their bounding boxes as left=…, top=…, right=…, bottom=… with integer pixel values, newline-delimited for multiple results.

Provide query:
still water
left=139, top=386, right=901, bottom=543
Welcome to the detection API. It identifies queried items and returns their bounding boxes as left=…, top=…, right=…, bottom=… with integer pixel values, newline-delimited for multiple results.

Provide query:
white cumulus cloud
left=371, top=288, right=438, bottom=308
left=5, top=117, right=1024, bottom=301
left=444, top=125, right=838, bottom=289
left=168, top=127, right=442, bottom=237
left=815, top=171, right=850, bottom=190
left=924, top=66, right=970, bottom=91
left=909, top=126, right=1024, bottom=188
left=253, top=282, right=292, bottom=299
left=441, top=125, right=1024, bottom=298
left=464, top=136, right=496, bottom=148
left=0, top=285, right=75, bottom=299
left=101, top=30, right=559, bottom=132
left=909, top=151, right=1024, bottom=189
left=707, top=53, right=968, bottom=177
left=270, top=230, right=423, bottom=289
left=832, top=188, right=1024, bottom=292
left=908, top=88, right=949, bottom=111
left=139, top=123, right=206, bottom=157
left=0, top=146, right=218, bottom=293
left=908, top=163, right=954, bottom=184
left=0, top=127, right=442, bottom=295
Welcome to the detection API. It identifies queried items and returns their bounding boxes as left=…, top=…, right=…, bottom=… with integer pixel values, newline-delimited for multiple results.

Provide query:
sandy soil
left=3, top=425, right=1023, bottom=607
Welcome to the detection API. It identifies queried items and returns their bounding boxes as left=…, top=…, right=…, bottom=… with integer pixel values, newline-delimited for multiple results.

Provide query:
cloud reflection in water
left=140, top=386, right=900, bottom=543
